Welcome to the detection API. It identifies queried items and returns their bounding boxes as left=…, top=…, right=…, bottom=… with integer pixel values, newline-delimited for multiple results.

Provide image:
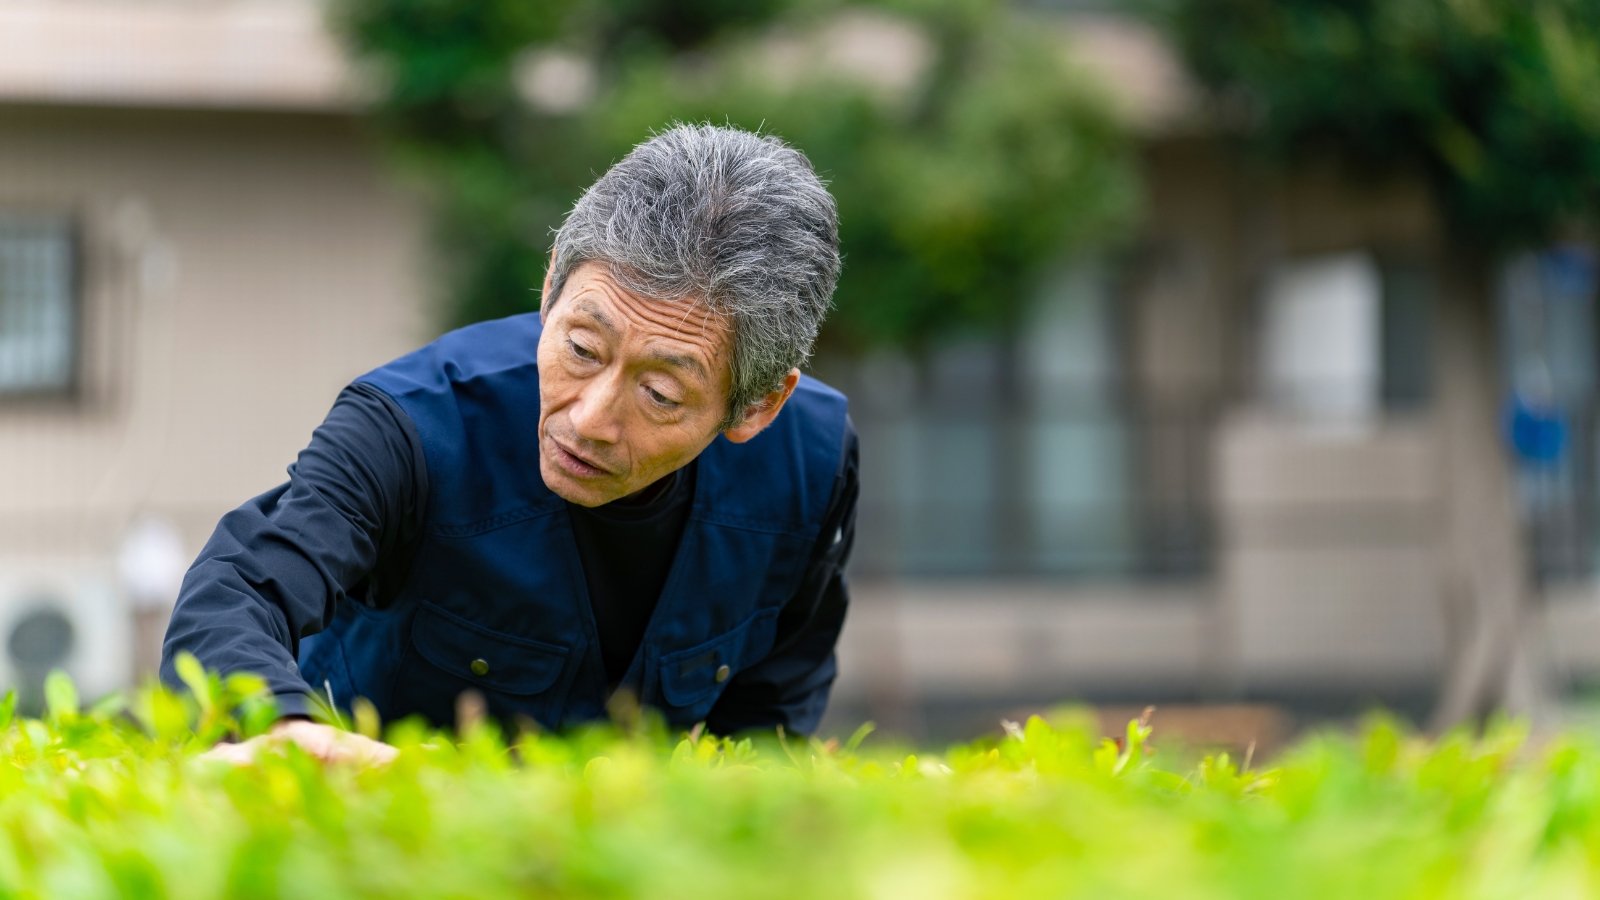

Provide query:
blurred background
left=4, top=0, right=1600, bottom=748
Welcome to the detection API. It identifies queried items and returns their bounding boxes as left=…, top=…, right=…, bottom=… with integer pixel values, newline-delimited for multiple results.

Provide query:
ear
left=722, top=369, right=801, bottom=444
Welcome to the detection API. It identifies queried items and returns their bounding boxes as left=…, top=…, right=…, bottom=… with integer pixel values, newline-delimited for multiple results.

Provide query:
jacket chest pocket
left=657, top=607, right=780, bottom=726
left=397, top=601, right=575, bottom=730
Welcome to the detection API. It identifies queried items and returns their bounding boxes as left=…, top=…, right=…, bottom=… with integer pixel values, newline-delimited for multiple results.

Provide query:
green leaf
left=89, top=691, right=128, bottom=719
left=43, top=670, right=78, bottom=722
left=843, top=720, right=876, bottom=755
left=353, top=697, right=383, bottom=742
left=173, top=652, right=213, bottom=711
left=225, top=692, right=278, bottom=740
left=221, top=671, right=269, bottom=703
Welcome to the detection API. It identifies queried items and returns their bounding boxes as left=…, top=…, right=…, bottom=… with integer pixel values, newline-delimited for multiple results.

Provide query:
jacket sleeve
left=705, top=420, right=859, bottom=739
left=158, top=382, right=428, bottom=718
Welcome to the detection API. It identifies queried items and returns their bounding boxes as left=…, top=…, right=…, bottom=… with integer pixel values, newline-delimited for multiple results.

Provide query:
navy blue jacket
left=161, top=313, right=857, bottom=736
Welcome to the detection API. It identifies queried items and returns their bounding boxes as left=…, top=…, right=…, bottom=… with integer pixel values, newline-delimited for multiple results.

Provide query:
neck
left=615, top=471, right=675, bottom=507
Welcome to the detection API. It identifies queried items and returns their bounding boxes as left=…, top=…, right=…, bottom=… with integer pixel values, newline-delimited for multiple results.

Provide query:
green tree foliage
left=1166, top=0, right=1600, bottom=251
left=333, top=0, right=1137, bottom=349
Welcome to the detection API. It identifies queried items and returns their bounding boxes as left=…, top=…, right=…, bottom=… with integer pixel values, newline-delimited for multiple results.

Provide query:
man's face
left=536, top=261, right=734, bottom=507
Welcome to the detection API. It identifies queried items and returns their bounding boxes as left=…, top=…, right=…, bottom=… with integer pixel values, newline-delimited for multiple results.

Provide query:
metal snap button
left=714, top=664, right=731, bottom=683
left=470, top=658, right=490, bottom=677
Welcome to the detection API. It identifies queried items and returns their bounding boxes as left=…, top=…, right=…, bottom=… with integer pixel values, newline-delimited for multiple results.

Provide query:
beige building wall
left=0, top=105, right=433, bottom=688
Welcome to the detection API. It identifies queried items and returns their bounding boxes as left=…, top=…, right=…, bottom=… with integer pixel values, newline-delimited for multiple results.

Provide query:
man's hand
left=202, top=718, right=398, bottom=767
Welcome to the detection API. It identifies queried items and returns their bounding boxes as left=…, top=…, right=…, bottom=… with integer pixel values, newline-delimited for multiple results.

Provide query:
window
left=1258, top=252, right=1383, bottom=422
left=1256, top=251, right=1435, bottom=423
left=1500, top=247, right=1599, bottom=580
left=822, top=260, right=1216, bottom=580
left=0, top=214, right=77, bottom=396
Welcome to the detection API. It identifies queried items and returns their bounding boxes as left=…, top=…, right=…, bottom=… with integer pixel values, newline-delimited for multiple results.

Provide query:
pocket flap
left=658, top=608, right=779, bottom=708
left=410, top=602, right=569, bottom=696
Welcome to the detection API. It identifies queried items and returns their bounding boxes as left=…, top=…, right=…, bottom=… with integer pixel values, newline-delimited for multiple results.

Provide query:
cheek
left=639, top=426, right=710, bottom=475
left=535, top=354, right=572, bottom=405
left=534, top=365, right=569, bottom=439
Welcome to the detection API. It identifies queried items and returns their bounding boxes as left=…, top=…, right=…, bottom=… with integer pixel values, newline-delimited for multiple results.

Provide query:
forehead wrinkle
left=670, top=296, right=708, bottom=335
left=576, top=260, right=725, bottom=341
left=613, top=290, right=728, bottom=353
left=659, top=287, right=732, bottom=351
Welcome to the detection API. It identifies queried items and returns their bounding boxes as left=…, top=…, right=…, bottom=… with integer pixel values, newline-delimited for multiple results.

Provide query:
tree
left=331, top=0, right=1137, bottom=352
left=1164, top=0, right=1600, bottom=728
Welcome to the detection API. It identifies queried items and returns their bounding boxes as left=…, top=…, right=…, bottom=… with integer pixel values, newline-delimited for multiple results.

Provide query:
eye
left=644, top=385, right=681, bottom=409
left=567, top=338, right=597, bottom=362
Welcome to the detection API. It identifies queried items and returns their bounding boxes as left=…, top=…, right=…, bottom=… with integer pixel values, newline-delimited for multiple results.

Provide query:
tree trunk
left=1429, top=250, right=1554, bottom=732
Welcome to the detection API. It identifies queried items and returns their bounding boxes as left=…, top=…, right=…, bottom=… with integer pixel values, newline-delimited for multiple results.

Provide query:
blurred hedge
left=11, top=669, right=1600, bottom=898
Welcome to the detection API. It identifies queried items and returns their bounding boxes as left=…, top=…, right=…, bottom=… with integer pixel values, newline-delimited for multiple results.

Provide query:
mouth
left=548, top=437, right=613, bottom=478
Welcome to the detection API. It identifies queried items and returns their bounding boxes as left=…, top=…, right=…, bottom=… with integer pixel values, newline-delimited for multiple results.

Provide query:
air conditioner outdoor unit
left=0, top=565, right=132, bottom=712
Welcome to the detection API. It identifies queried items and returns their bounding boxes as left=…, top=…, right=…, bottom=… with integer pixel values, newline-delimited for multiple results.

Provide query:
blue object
left=163, top=313, right=855, bottom=737
left=1506, top=393, right=1568, bottom=465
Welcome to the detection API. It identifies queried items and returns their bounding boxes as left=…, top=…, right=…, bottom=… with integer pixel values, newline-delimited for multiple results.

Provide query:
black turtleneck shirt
left=567, top=461, right=695, bottom=691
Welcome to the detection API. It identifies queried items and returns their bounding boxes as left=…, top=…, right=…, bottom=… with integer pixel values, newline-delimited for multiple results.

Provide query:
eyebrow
left=572, top=300, right=712, bottom=383
left=647, top=350, right=710, bottom=382
left=574, top=301, right=618, bottom=336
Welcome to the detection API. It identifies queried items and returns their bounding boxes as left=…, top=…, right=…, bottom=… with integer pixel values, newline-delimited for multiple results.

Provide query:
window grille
left=0, top=214, right=76, bottom=396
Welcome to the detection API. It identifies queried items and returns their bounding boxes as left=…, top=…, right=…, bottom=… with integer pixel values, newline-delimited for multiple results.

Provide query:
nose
left=567, top=371, right=623, bottom=445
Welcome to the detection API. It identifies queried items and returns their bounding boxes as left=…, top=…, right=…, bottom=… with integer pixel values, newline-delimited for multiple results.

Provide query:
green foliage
left=333, top=0, right=1137, bottom=349
left=7, top=670, right=1600, bottom=896
left=1164, top=0, right=1600, bottom=250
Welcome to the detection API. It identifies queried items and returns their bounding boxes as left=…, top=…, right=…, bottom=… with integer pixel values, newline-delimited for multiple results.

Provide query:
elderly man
left=161, top=124, right=856, bottom=763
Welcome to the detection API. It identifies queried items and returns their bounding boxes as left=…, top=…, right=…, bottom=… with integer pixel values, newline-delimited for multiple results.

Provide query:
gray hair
left=545, top=123, right=841, bottom=428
